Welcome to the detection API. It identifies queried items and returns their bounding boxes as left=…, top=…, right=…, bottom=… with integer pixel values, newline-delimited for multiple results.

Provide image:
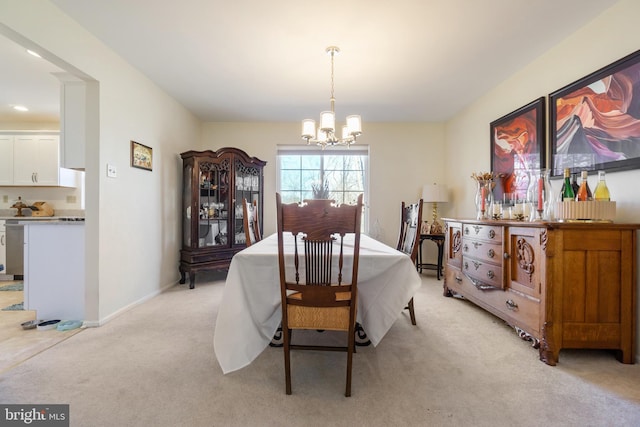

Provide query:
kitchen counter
left=0, top=209, right=84, bottom=220
left=8, top=218, right=85, bottom=224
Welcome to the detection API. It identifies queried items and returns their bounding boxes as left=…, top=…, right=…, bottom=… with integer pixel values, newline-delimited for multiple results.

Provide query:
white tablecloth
left=213, top=233, right=422, bottom=374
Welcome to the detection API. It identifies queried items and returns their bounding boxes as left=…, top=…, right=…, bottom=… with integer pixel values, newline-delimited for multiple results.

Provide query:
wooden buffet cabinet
left=443, top=218, right=638, bottom=365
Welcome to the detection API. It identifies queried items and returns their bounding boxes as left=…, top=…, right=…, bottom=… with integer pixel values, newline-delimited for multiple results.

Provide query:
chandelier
left=301, top=46, right=362, bottom=149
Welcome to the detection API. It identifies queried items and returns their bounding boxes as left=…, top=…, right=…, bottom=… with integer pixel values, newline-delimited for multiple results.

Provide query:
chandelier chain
left=330, top=48, right=335, bottom=113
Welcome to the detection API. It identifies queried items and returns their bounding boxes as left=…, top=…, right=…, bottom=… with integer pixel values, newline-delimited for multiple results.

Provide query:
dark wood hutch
left=180, top=148, right=266, bottom=288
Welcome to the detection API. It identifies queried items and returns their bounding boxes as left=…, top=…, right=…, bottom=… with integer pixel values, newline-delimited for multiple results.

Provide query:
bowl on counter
left=21, top=319, right=42, bottom=330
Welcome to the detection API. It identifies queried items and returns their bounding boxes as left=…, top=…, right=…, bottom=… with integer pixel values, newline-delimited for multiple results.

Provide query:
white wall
left=445, top=0, right=640, bottom=358
left=1, top=1, right=201, bottom=324
left=201, top=122, right=447, bottom=250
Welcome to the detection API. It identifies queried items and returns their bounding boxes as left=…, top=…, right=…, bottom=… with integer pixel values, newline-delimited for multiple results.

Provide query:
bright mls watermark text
left=1, top=405, right=69, bottom=426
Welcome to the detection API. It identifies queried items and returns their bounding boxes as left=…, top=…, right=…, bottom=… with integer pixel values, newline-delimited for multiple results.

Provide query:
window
left=277, top=145, right=369, bottom=230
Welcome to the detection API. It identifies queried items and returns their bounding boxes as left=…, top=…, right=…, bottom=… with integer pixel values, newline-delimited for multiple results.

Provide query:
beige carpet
left=1, top=271, right=639, bottom=427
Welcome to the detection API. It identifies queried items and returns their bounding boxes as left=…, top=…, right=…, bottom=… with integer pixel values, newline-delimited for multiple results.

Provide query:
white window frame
left=276, top=144, right=370, bottom=233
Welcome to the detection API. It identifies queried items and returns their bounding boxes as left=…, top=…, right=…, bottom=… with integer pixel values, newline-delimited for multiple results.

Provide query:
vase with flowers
left=311, top=180, right=330, bottom=199
left=471, top=172, right=495, bottom=220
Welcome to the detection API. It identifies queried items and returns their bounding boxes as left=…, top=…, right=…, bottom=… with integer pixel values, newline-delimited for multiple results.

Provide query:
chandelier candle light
left=301, top=46, right=362, bottom=149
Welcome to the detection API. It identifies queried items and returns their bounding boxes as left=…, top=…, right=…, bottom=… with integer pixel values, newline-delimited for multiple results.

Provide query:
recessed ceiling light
left=13, top=105, right=29, bottom=112
left=26, top=49, right=41, bottom=58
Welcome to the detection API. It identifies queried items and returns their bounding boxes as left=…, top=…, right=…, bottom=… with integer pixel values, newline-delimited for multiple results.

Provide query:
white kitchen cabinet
left=0, top=134, right=78, bottom=187
left=23, top=222, right=85, bottom=320
left=0, top=136, right=14, bottom=185
left=0, top=220, right=5, bottom=273
left=13, top=135, right=61, bottom=186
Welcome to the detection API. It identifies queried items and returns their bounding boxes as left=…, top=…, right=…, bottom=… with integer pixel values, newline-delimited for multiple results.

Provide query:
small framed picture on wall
left=131, top=140, right=153, bottom=171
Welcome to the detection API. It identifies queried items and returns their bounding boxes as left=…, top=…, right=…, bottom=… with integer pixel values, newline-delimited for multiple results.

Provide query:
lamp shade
left=422, top=183, right=449, bottom=203
left=319, top=111, right=335, bottom=131
left=302, top=119, right=316, bottom=139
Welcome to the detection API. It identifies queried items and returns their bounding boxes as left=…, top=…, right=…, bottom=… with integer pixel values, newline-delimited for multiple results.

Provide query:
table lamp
left=422, top=183, right=449, bottom=234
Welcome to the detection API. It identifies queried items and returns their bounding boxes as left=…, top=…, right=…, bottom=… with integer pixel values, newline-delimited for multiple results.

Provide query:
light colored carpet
left=0, top=282, right=24, bottom=291
left=1, top=302, right=23, bottom=311
left=0, top=271, right=639, bottom=426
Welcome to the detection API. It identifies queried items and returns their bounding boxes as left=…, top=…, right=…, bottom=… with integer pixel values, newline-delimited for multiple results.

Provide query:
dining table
left=213, top=232, right=422, bottom=374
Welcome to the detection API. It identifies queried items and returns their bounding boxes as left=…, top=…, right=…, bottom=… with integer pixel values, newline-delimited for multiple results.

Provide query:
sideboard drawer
left=463, top=257, right=503, bottom=289
left=462, top=239, right=502, bottom=265
left=463, top=223, right=502, bottom=243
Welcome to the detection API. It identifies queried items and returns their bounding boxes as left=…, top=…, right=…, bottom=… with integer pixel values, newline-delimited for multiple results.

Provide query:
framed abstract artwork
left=131, top=140, right=153, bottom=171
left=490, top=97, right=545, bottom=201
left=549, top=49, right=640, bottom=177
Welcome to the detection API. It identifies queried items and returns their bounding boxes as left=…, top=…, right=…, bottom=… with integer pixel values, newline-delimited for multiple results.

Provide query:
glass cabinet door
left=233, top=160, right=262, bottom=246
left=197, top=158, right=230, bottom=248
left=182, top=162, right=193, bottom=247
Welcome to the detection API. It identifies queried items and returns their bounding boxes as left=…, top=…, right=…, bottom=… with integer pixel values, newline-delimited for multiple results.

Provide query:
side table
left=418, top=233, right=445, bottom=280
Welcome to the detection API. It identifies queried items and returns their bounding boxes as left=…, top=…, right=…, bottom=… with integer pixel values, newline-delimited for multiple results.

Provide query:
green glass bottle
left=562, top=168, right=575, bottom=201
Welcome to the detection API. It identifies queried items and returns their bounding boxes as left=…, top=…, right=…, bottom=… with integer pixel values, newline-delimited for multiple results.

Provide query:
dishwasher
left=5, top=221, right=24, bottom=276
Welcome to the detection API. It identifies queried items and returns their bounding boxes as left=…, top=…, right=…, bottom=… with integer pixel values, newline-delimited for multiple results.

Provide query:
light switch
left=107, top=163, right=117, bottom=178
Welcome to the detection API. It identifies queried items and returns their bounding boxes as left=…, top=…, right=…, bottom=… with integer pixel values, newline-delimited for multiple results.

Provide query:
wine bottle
left=570, top=173, right=579, bottom=196
left=593, top=170, right=611, bottom=201
left=576, top=170, right=592, bottom=201
left=561, top=168, right=575, bottom=201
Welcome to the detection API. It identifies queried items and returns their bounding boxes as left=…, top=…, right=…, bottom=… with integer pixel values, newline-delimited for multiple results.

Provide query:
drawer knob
left=463, top=244, right=469, bottom=252
left=505, top=299, right=518, bottom=310
left=455, top=275, right=462, bottom=283
left=503, top=252, right=510, bottom=259
left=488, top=229, right=496, bottom=239
left=487, top=270, right=495, bottom=279
left=487, top=249, right=495, bottom=258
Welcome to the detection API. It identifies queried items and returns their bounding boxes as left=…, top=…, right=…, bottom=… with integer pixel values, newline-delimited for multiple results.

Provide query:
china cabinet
left=443, top=218, right=639, bottom=365
left=180, top=148, right=266, bottom=288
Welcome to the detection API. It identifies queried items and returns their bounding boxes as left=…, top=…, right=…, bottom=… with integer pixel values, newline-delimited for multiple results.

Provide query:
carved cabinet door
left=505, top=226, right=544, bottom=298
left=446, top=221, right=463, bottom=270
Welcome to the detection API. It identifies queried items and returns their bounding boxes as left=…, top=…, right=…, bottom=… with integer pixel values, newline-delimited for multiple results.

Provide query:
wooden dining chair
left=396, top=199, right=423, bottom=325
left=276, top=193, right=363, bottom=397
left=242, top=198, right=261, bottom=247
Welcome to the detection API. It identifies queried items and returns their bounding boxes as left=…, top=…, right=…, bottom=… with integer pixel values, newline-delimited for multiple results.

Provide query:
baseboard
left=82, top=280, right=179, bottom=328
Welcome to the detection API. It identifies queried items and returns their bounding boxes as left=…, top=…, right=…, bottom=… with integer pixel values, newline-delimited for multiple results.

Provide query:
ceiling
left=1, top=0, right=620, bottom=124
left=0, top=32, right=64, bottom=123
